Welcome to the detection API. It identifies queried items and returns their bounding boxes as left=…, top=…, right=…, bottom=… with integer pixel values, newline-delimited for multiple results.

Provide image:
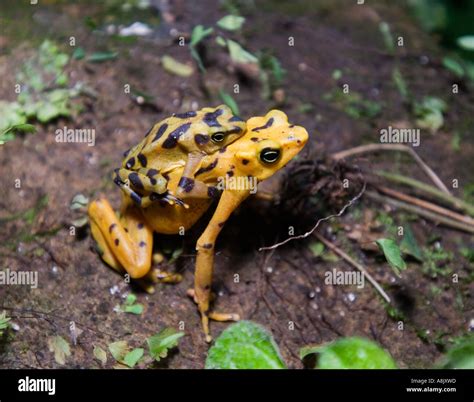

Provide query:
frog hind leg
left=192, top=189, right=249, bottom=342
left=113, top=168, right=187, bottom=208
left=88, top=197, right=153, bottom=279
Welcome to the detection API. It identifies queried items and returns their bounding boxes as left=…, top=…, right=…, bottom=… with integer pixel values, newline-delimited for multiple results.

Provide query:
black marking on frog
left=109, top=223, right=116, bottom=233
left=174, top=111, right=197, bottom=119
left=229, top=115, right=244, bottom=122
left=195, top=158, right=218, bottom=176
left=203, top=108, right=224, bottom=127
left=218, top=221, right=226, bottom=228
left=131, top=192, right=142, bottom=206
left=139, top=241, right=146, bottom=247
left=289, top=124, right=295, bottom=128
left=252, top=117, right=274, bottom=132
left=162, top=122, right=191, bottom=149
left=219, top=146, right=227, bottom=154
left=146, top=169, right=159, bottom=177
left=125, top=157, right=136, bottom=169
left=129, top=172, right=144, bottom=190
left=242, top=159, right=249, bottom=165
left=207, top=186, right=220, bottom=199
left=179, top=177, right=195, bottom=193
left=153, top=123, right=169, bottom=142
left=114, top=239, right=120, bottom=246
left=137, top=153, right=147, bottom=167
left=226, top=170, right=234, bottom=177
left=123, top=148, right=131, bottom=157
left=194, top=134, right=210, bottom=145
left=250, top=137, right=259, bottom=142
left=202, top=243, right=213, bottom=249
left=137, top=222, right=144, bottom=229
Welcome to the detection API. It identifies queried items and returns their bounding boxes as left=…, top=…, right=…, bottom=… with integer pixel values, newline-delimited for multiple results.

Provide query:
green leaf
left=93, top=345, right=107, bottom=365
left=72, top=47, right=86, bottom=60
left=227, top=39, right=258, bottom=64
left=123, top=348, right=144, bottom=368
left=47, top=335, right=71, bottom=365
left=414, top=96, right=447, bottom=133
left=108, top=341, right=128, bottom=362
left=309, top=242, right=325, bottom=257
left=161, top=55, right=193, bottom=77
left=215, top=36, right=227, bottom=47
left=0, top=311, right=11, bottom=336
left=0, top=101, right=27, bottom=133
left=217, top=15, right=246, bottom=31
left=218, top=90, right=239, bottom=116
left=457, top=36, right=474, bottom=51
left=375, top=238, right=407, bottom=276
left=147, top=328, right=184, bottom=361
left=392, top=67, right=408, bottom=99
left=124, top=304, right=144, bottom=315
left=205, top=321, right=286, bottom=369
left=70, top=194, right=89, bottom=210
left=125, top=294, right=137, bottom=305
left=438, top=336, right=474, bottom=369
left=300, top=337, right=397, bottom=369
left=379, top=22, right=394, bottom=53
left=190, top=25, right=214, bottom=47
left=87, top=51, right=118, bottom=63
left=442, top=57, right=465, bottom=77
left=400, top=224, right=423, bottom=262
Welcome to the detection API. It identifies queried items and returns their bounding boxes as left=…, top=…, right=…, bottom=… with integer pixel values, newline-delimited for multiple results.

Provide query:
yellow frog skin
left=88, top=110, right=308, bottom=341
left=114, top=104, right=246, bottom=207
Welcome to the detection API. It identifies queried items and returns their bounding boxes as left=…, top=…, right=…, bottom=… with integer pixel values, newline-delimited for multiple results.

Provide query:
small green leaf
left=161, top=55, right=193, bottom=77
left=123, top=348, right=144, bottom=368
left=227, top=40, right=258, bottom=64
left=392, top=67, right=408, bottom=99
left=215, top=36, right=227, bottom=47
left=442, top=57, right=465, bottom=77
left=300, top=337, right=397, bottom=369
left=124, top=304, right=144, bottom=315
left=218, top=90, right=239, bottom=116
left=379, top=22, right=394, bottom=53
left=217, top=15, right=246, bottom=31
left=205, top=321, right=286, bottom=369
left=190, top=25, right=214, bottom=47
left=72, top=47, right=86, bottom=60
left=309, top=242, right=325, bottom=257
left=375, top=238, right=407, bottom=276
left=147, top=328, right=184, bottom=361
left=0, top=311, right=11, bottom=336
left=108, top=341, right=128, bottom=362
left=93, top=345, right=107, bottom=365
left=438, top=336, right=474, bottom=368
left=125, top=294, right=137, bottom=305
left=70, top=194, right=89, bottom=210
left=48, top=335, right=71, bottom=365
left=457, top=36, right=474, bottom=51
left=400, top=224, right=423, bottom=262
left=332, top=69, right=342, bottom=80
left=87, top=51, right=118, bottom=63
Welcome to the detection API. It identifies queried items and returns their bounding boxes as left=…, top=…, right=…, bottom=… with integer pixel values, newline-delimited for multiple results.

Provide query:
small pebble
left=11, top=323, right=20, bottom=331
left=51, top=266, right=58, bottom=274
left=347, top=292, right=356, bottom=302
left=265, top=266, right=273, bottom=274
left=109, top=285, right=120, bottom=295
left=469, top=319, right=474, bottom=331
left=308, top=291, right=316, bottom=299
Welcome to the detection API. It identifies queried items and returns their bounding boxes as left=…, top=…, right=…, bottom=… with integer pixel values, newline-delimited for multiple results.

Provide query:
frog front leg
left=191, top=189, right=250, bottom=342
left=114, top=168, right=187, bottom=208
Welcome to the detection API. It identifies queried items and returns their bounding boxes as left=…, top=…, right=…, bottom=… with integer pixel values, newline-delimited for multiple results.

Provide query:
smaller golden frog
left=114, top=105, right=246, bottom=207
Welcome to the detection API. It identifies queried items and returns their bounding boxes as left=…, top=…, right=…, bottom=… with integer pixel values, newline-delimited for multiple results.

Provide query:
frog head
left=233, top=110, right=308, bottom=181
left=172, top=104, right=246, bottom=154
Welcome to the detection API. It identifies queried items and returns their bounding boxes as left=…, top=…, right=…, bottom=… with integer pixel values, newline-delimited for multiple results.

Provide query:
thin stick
left=259, top=182, right=366, bottom=251
left=366, top=191, right=474, bottom=234
left=331, top=143, right=451, bottom=195
left=375, top=170, right=474, bottom=217
left=375, top=185, right=474, bottom=226
left=314, top=232, right=391, bottom=304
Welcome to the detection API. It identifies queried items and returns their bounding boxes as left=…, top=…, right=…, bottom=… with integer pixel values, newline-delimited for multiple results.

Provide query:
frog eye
left=211, top=132, right=226, bottom=143
left=260, top=147, right=281, bottom=164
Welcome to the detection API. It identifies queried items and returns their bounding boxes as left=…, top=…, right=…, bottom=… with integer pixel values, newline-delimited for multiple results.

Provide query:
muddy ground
left=0, top=0, right=473, bottom=369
